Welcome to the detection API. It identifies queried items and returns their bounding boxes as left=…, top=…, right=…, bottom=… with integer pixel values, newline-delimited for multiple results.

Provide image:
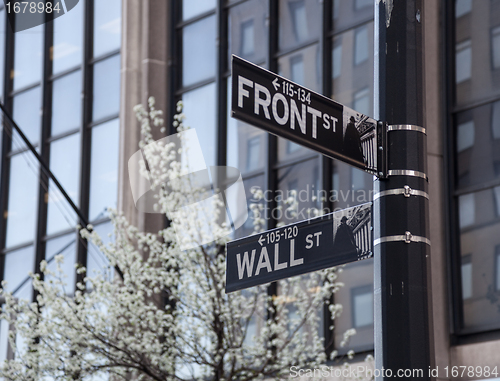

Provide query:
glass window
left=331, top=23, right=374, bottom=109
left=46, top=133, right=81, bottom=235
left=290, top=54, right=304, bottom=86
left=353, top=87, right=370, bottom=116
left=182, top=0, right=215, bottom=21
left=354, top=26, right=369, bottom=65
left=89, top=119, right=119, bottom=221
left=52, top=0, right=83, bottom=74
left=182, top=83, right=216, bottom=168
left=333, top=0, right=373, bottom=32
left=94, top=0, right=121, bottom=58
left=335, top=260, right=374, bottom=352
left=0, top=9, right=5, bottom=99
left=93, top=54, right=121, bottom=121
left=246, top=136, right=260, bottom=172
left=87, top=221, right=114, bottom=283
left=492, top=26, right=500, bottom=70
left=459, top=193, right=475, bottom=228
left=351, top=167, right=365, bottom=191
left=493, top=101, right=500, bottom=139
left=182, top=15, right=216, bottom=87
left=457, top=120, right=474, bottom=152
left=279, top=0, right=321, bottom=51
left=455, top=104, right=500, bottom=190
left=496, top=247, right=500, bottom=291
left=233, top=175, right=265, bottom=239
left=289, top=0, right=307, bottom=42
left=352, top=286, right=373, bottom=328
left=226, top=77, right=265, bottom=173
left=3, top=245, right=34, bottom=293
left=277, top=45, right=320, bottom=162
left=13, top=23, right=43, bottom=90
left=12, top=86, right=42, bottom=147
left=51, top=70, right=82, bottom=136
left=332, top=39, right=342, bottom=79
left=355, top=0, right=372, bottom=11
left=494, top=186, right=500, bottom=216
left=228, top=0, right=267, bottom=66
left=277, top=158, right=319, bottom=226
left=45, top=233, right=77, bottom=294
left=5, top=153, right=39, bottom=247
left=461, top=255, right=472, bottom=299
left=455, top=0, right=472, bottom=18
left=456, top=40, right=471, bottom=84
left=240, top=19, right=254, bottom=57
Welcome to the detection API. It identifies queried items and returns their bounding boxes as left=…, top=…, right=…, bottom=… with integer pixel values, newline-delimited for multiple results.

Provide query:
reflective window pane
left=51, top=70, right=82, bottom=136
left=226, top=77, right=265, bottom=174
left=94, top=0, right=121, bottom=57
left=458, top=189, right=500, bottom=329
left=0, top=9, right=5, bottom=99
left=52, top=0, right=83, bottom=73
left=352, top=285, right=374, bottom=327
left=93, top=54, right=120, bottom=121
left=13, top=23, right=43, bottom=90
left=45, top=233, right=77, bottom=294
left=89, top=119, right=119, bottom=221
left=182, top=0, right=215, bottom=21
left=233, top=175, right=265, bottom=239
left=455, top=1, right=500, bottom=106
left=228, top=0, right=268, bottom=66
left=6, top=153, right=39, bottom=247
left=87, top=222, right=114, bottom=284
left=331, top=23, right=374, bottom=115
left=279, top=0, right=321, bottom=51
left=277, top=45, right=320, bottom=162
left=3, top=245, right=34, bottom=293
left=335, top=259, right=374, bottom=352
left=455, top=104, right=500, bottom=190
left=182, top=83, right=216, bottom=168
left=46, top=133, right=81, bottom=235
left=12, top=86, right=41, bottom=147
left=182, top=15, right=216, bottom=87
left=277, top=158, right=319, bottom=226
left=332, top=0, right=373, bottom=33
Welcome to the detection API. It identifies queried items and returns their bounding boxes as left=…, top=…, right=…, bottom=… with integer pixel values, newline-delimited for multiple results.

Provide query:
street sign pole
left=374, top=1, right=432, bottom=380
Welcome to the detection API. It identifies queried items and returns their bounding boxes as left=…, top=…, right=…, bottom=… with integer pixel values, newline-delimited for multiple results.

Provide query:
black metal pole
left=374, top=1, right=432, bottom=380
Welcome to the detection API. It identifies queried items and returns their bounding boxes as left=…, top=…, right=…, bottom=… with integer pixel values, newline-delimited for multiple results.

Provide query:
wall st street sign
left=226, top=203, right=372, bottom=293
left=231, top=55, right=386, bottom=176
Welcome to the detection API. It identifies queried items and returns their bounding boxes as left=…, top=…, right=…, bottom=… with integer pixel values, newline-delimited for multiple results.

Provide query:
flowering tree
left=0, top=98, right=350, bottom=381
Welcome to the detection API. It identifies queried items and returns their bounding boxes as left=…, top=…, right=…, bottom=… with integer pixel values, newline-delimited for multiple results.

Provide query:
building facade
left=0, top=0, right=499, bottom=379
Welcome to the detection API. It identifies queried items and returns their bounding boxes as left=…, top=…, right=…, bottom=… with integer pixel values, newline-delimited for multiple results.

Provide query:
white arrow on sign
left=258, top=235, right=265, bottom=246
left=272, top=77, right=280, bottom=91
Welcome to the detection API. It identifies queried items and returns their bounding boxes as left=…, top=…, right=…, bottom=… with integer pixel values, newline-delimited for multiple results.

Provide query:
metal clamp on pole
left=374, top=231, right=431, bottom=246
left=373, top=185, right=429, bottom=200
left=387, top=124, right=426, bottom=134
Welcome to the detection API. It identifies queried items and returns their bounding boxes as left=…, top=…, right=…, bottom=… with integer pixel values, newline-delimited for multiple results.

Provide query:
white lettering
left=254, top=83, right=271, bottom=119
left=305, top=234, right=313, bottom=249
left=331, top=116, right=338, bottom=132
left=272, top=93, right=289, bottom=125
left=290, top=99, right=306, bottom=134
left=322, top=113, right=330, bottom=129
left=314, top=231, right=322, bottom=246
left=274, top=243, right=287, bottom=270
left=238, top=76, right=253, bottom=108
left=289, top=239, right=303, bottom=266
left=307, top=106, right=322, bottom=139
left=236, top=249, right=256, bottom=279
left=255, top=246, right=272, bottom=275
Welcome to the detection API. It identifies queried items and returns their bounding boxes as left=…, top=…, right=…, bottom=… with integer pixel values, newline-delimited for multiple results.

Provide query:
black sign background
left=226, top=203, right=372, bottom=293
left=232, top=55, right=377, bottom=172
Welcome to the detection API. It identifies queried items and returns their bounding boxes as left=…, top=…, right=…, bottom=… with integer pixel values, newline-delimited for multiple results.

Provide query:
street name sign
left=231, top=55, right=385, bottom=175
left=226, top=203, right=372, bottom=293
